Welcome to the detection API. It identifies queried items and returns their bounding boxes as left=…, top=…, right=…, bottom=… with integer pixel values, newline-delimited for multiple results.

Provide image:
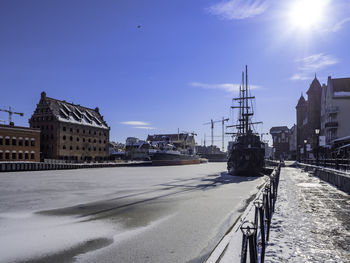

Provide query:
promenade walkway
left=265, top=167, right=350, bottom=262
left=207, top=166, right=350, bottom=263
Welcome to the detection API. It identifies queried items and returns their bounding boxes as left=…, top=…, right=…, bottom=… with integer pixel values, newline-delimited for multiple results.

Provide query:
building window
left=70, top=128, right=73, bottom=132
left=89, top=130, right=91, bottom=134
left=99, top=148, right=101, bottom=152
left=93, top=147, right=96, bottom=151
left=93, top=139, right=96, bottom=143
left=25, top=152, right=29, bottom=160
left=12, top=137, right=17, bottom=146
left=0, top=151, right=3, bottom=160
left=31, top=139, right=35, bottom=147
left=18, top=152, right=23, bottom=159
left=51, top=134, right=54, bottom=140
left=83, top=138, right=85, bottom=142
left=76, top=137, right=80, bottom=142
left=70, top=136, right=73, bottom=141
left=18, top=138, right=23, bottom=146
left=94, top=131, right=96, bottom=135
left=5, top=152, right=10, bottom=160
left=63, top=145, right=66, bottom=150
left=63, top=135, right=66, bottom=140
left=25, top=139, right=29, bottom=146
left=76, top=146, right=79, bottom=150
left=88, top=139, right=91, bottom=143
left=63, top=127, right=66, bottom=131
left=103, top=140, right=106, bottom=144
left=12, top=152, right=16, bottom=160
left=83, top=147, right=85, bottom=150
left=99, top=139, right=101, bottom=143
left=88, top=148, right=91, bottom=151
left=0, top=137, right=2, bottom=145
left=77, top=129, right=79, bottom=133
left=83, top=130, right=85, bottom=134
left=51, top=125, right=53, bottom=130
left=5, top=137, right=10, bottom=145
left=70, top=146, right=73, bottom=150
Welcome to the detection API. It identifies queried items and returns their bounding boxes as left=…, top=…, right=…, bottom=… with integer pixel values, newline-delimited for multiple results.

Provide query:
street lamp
left=304, top=139, right=307, bottom=163
left=315, top=129, right=320, bottom=166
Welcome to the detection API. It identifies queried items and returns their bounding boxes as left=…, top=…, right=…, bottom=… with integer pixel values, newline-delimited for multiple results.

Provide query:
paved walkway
left=265, top=167, right=350, bottom=263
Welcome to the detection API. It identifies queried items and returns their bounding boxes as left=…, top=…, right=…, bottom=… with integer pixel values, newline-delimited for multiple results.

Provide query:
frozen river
left=0, top=163, right=265, bottom=263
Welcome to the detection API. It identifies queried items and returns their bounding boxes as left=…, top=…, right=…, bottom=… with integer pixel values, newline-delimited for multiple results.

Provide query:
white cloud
left=322, top=17, right=350, bottom=33
left=206, top=0, right=269, bottom=20
left=134, top=126, right=156, bottom=130
left=120, top=121, right=150, bottom=126
left=189, top=82, right=259, bottom=93
left=290, top=53, right=339, bottom=81
left=289, top=74, right=312, bottom=81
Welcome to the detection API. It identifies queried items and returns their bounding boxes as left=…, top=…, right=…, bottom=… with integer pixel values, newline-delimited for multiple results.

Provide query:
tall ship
left=227, top=66, right=265, bottom=176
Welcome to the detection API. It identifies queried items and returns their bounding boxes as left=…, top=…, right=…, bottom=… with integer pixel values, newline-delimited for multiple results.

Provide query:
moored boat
left=226, top=66, right=265, bottom=176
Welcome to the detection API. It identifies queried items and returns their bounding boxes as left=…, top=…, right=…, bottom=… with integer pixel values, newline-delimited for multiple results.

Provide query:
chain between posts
left=239, top=164, right=281, bottom=263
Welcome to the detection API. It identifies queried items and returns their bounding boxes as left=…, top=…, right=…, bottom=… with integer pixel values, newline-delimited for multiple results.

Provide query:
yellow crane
left=0, top=106, right=24, bottom=124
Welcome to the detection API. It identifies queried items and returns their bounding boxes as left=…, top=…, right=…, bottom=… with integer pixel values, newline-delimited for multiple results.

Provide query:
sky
left=1, top=0, right=349, bottom=149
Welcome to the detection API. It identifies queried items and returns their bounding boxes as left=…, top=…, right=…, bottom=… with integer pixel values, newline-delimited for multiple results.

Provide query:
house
left=29, top=92, right=110, bottom=162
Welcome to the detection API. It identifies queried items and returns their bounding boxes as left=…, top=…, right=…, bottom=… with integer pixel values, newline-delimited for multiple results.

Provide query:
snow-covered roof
left=333, top=91, right=350, bottom=97
left=35, top=92, right=109, bottom=130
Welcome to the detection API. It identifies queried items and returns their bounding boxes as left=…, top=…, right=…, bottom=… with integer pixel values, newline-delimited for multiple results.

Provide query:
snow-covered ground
left=265, top=167, right=350, bottom=263
left=0, top=163, right=265, bottom=263
left=206, top=166, right=350, bottom=263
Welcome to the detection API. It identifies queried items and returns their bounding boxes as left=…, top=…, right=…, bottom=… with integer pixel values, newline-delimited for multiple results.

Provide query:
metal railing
left=303, top=158, right=350, bottom=171
left=239, top=164, right=281, bottom=263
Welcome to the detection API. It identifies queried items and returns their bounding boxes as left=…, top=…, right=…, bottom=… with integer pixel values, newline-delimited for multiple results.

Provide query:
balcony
left=325, top=121, right=338, bottom=129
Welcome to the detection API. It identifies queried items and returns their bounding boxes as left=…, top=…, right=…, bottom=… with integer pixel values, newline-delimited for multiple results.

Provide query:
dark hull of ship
left=227, top=148, right=265, bottom=176
left=152, top=152, right=200, bottom=166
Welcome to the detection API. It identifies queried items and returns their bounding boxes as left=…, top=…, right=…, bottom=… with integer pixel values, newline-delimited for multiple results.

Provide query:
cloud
left=121, top=121, right=156, bottom=130
left=189, top=82, right=259, bottom=93
left=289, top=74, right=312, bottom=81
left=324, top=17, right=350, bottom=33
left=290, top=53, right=339, bottom=81
left=206, top=0, right=269, bottom=20
left=120, top=121, right=150, bottom=126
left=134, top=126, right=156, bottom=130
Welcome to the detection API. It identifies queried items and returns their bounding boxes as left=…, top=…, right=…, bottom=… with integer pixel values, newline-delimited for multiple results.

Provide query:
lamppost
left=315, top=129, right=320, bottom=166
left=304, top=139, right=307, bottom=163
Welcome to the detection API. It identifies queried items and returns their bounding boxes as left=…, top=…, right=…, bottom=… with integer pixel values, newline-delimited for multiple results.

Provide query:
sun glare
left=289, top=0, right=328, bottom=31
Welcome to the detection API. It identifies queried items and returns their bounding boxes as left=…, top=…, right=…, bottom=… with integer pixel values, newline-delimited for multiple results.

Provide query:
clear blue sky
left=1, top=0, right=349, bottom=148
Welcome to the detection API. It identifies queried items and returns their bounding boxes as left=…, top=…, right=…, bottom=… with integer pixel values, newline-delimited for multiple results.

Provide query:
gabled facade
left=296, top=76, right=322, bottom=159
left=270, top=126, right=290, bottom=160
left=29, top=92, right=110, bottom=162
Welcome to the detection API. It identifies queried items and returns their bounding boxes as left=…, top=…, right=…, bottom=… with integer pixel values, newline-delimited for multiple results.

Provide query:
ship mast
left=227, top=65, right=262, bottom=137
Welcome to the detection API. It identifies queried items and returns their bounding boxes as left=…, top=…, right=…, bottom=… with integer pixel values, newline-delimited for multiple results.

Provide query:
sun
left=288, top=0, right=328, bottom=31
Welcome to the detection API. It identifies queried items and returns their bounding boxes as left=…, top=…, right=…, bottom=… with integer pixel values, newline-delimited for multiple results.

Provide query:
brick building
left=296, top=76, right=322, bottom=160
left=29, top=92, right=110, bottom=162
left=0, top=124, right=40, bottom=162
left=269, top=126, right=290, bottom=160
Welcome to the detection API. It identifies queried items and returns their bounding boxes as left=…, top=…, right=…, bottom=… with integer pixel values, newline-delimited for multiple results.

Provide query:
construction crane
left=203, top=117, right=229, bottom=152
left=0, top=106, right=24, bottom=124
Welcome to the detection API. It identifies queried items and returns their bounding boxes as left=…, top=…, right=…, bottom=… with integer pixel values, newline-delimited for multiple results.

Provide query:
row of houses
left=270, top=75, right=350, bottom=160
left=1, top=92, right=110, bottom=163
left=1, top=92, right=199, bottom=163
